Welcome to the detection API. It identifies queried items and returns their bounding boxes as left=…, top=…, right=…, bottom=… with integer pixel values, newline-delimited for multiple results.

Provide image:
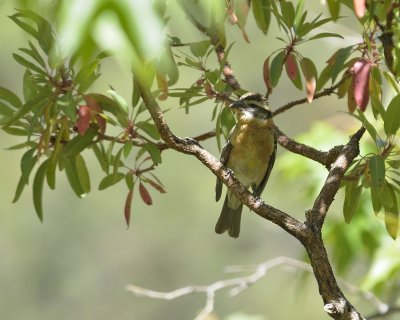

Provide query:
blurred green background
left=0, top=1, right=391, bottom=319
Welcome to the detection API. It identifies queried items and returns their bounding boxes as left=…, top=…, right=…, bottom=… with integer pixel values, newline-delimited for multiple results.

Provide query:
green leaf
left=60, top=127, right=97, bottom=161
left=21, top=148, right=37, bottom=184
left=123, top=142, right=133, bottom=158
left=343, top=180, right=362, bottom=223
left=308, top=32, right=344, bottom=41
left=12, top=175, right=26, bottom=203
left=252, top=0, right=271, bottom=34
left=370, top=187, right=382, bottom=215
left=327, top=0, right=340, bottom=20
left=331, top=46, right=353, bottom=83
left=33, top=159, right=49, bottom=222
left=190, top=40, right=211, bottom=57
left=132, top=76, right=141, bottom=108
left=136, top=121, right=161, bottom=140
left=91, top=143, right=109, bottom=173
left=270, top=51, right=285, bottom=87
left=75, top=154, right=91, bottom=194
left=280, top=1, right=295, bottom=28
left=316, top=64, right=333, bottom=91
left=98, top=172, right=125, bottom=190
left=23, top=70, right=39, bottom=102
left=293, top=0, right=305, bottom=31
left=13, top=53, right=47, bottom=75
left=2, top=94, right=48, bottom=128
left=383, top=94, right=400, bottom=136
left=382, top=183, right=398, bottom=239
left=355, top=109, right=377, bottom=142
left=0, top=87, right=22, bottom=108
left=143, top=143, right=162, bottom=164
left=0, top=101, right=14, bottom=117
left=64, top=156, right=85, bottom=197
left=369, top=155, right=385, bottom=190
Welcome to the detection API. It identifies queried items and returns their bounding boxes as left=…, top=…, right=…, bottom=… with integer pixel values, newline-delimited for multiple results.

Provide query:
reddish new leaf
left=84, top=95, right=106, bottom=134
left=353, top=0, right=366, bottom=18
left=76, top=105, right=91, bottom=136
left=262, top=57, right=273, bottom=93
left=124, top=189, right=133, bottom=227
left=147, top=178, right=166, bottom=193
left=285, top=52, right=297, bottom=81
left=300, top=58, right=317, bottom=103
left=351, top=59, right=371, bottom=112
left=139, top=182, right=153, bottom=205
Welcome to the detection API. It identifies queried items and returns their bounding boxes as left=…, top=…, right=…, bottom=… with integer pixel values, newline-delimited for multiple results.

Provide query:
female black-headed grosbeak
left=215, top=92, right=276, bottom=238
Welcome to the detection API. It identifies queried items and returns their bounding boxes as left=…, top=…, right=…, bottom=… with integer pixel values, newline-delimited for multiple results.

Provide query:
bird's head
left=229, top=92, right=272, bottom=124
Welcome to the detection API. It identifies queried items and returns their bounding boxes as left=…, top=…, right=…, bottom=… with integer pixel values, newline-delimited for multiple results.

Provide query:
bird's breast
left=228, top=123, right=275, bottom=187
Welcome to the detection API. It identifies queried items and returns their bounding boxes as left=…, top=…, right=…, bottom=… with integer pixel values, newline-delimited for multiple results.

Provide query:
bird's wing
left=215, top=139, right=233, bottom=202
left=254, top=130, right=277, bottom=196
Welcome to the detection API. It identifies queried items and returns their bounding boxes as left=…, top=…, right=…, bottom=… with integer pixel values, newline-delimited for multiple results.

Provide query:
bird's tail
left=215, top=195, right=243, bottom=238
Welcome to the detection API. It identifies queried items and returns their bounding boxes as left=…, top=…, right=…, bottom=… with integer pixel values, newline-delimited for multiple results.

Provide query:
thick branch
left=275, top=126, right=344, bottom=167
left=137, top=80, right=307, bottom=240
left=308, top=126, right=366, bottom=228
left=137, top=78, right=368, bottom=319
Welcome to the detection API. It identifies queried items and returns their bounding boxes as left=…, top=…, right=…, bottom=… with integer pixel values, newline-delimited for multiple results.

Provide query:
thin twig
left=126, top=256, right=386, bottom=320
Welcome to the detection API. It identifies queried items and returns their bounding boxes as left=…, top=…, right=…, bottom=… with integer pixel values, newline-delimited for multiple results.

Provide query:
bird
left=215, top=92, right=277, bottom=238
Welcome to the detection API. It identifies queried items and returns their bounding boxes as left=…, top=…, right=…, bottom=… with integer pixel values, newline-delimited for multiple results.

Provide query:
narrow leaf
left=64, top=157, right=85, bottom=197
left=98, top=173, right=125, bottom=190
left=351, top=59, right=371, bottom=111
left=285, top=52, right=298, bottom=80
left=252, top=0, right=271, bottom=34
left=263, top=56, right=273, bottom=92
left=136, top=121, right=161, bottom=140
left=370, top=187, right=382, bottom=215
left=270, top=51, right=285, bottom=87
left=353, top=0, right=366, bottom=18
left=343, top=180, right=362, bottom=223
left=76, top=105, right=91, bottom=136
left=21, top=148, right=37, bottom=184
left=60, top=127, right=97, bottom=161
left=33, top=160, right=49, bottom=222
left=347, top=78, right=357, bottom=113
left=383, top=94, right=400, bottom=136
left=300, top=57, right=317, bottom=103
left=124, top=189, right=134, bottom=227
left=382, top=183, right=398, bottom=239
left=139, top=182, right=152, bottom=205
left=143, top=143, right=162, bottom=164
left=308, top=32, right=344, bottom=41
left=75, top=154, right=91, bottom=194
left=369, top=155, right=385, bottom=190
left=13, top=175, right=27, bottom=203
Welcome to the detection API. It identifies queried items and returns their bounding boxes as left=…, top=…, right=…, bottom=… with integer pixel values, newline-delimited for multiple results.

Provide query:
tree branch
left=137, top=80, right=307, bottom=240
left=136, top=78, right=368, bottom=319
left=127, top=256, right=385, bottom=320
left=273, top=76, right=348, bottom=116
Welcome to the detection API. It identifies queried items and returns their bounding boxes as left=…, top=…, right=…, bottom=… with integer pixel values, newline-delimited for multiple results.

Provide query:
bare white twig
left=126, top=256, right=387, bottom=319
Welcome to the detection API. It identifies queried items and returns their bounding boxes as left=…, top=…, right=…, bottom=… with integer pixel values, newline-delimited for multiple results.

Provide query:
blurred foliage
left=1, top=0, right=400, bottom=318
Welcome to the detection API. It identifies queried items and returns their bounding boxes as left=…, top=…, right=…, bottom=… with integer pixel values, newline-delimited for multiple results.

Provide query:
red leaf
left=353, top=0, right=366, bottom=18
left=300, top=58, right=317, bottom=103
left=147, top=178, right=166, bottom=193
left=124, top=189, right=133, bottom=227
left=84, top=95, right=102, bottom=113
left=263, top=57, right=273, bottom=93
left=285, top=52, right=297, bottom=81
left=139, top=182, right=153, bottom=205
left=351, top=59, right=371, bottom=112
left=76, top=105, right=91, bottom=136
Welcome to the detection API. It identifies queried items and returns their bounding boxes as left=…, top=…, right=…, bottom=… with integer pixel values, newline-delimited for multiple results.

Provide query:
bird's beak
left=229, top=100, right=245, bottom=109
